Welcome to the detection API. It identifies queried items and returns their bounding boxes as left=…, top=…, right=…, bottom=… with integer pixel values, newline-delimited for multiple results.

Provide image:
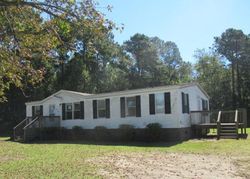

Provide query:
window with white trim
left=34, top=106, right=42, bottom=116
left=155, top=93, right=165, bottom=114
left=97, top=100, right=106, bottom=118
left=74, top=102, right=80, bottom=119
left=66, top=103, right=73, bottom=120
left=126, top=96, right=136, bottom=117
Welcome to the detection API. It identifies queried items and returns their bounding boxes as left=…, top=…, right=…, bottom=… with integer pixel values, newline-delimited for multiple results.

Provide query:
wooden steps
left=218, top=123, right=239, bottom=139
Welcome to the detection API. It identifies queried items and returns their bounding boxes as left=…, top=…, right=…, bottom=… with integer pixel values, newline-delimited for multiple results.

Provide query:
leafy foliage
left=194, top=49, right=232, bottom=109
left=214, top=28, right=250, bottom=109
left=145, top=123, right=162, bottom=142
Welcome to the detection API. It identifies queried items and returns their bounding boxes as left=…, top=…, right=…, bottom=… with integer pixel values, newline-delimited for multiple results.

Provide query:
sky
left=98, top=0, right=250, bottom=63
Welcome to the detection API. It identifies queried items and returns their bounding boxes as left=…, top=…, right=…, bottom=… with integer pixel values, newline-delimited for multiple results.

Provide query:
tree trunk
left=232, top=60, right=236, bottom=109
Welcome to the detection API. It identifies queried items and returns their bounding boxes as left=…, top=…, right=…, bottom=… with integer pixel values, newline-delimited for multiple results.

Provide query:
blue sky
left=98, top=0, right=250, bottom=63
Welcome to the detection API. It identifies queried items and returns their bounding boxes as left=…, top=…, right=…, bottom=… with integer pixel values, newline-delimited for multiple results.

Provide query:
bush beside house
left=36, top=123, right=166, bottom=142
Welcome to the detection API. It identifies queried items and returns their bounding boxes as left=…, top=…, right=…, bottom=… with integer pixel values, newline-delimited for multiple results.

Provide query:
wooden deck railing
left=13, top=116, right=60, bottom=142
left=23, top=116, right=60, bottom=141
left=13, top=117, right=28, bottom=141
left=191, top=109, right=247, bottom=139
left=190, top=110, right=218, bottom=125
left=23, top=116, right=40, bottom=141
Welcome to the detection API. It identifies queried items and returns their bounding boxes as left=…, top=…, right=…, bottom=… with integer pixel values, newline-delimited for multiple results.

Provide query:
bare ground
left=88, top=152, right=246, bottom=179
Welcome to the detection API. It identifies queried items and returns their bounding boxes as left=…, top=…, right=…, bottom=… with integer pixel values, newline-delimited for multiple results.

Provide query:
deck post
left=235, top=110, right=239, bottom=140
left=242, top=108, right=247, bottom=135
left=217, top=111, right=221, bottom=140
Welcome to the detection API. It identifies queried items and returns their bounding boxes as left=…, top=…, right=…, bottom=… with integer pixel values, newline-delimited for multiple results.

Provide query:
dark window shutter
left=120, top=97, right=125, bottom=118
left=80, top=101, right=84, bottom=119
left=105, top=99, right=110, bottom=118
left=40, top=105, right=43, bottom=116
left=164, top=92, right=171, bottom=114
left=32, top=106, right=35, bottom=117
left=203, top=100, right=208, bottom=111
left=62, top=103, right=66, bottom=120
left=93, top=100, right=97, bottom=119
left=136, top=95, right=141, bottom=117
left=182, top=92, right=185, bottom=113
left=206, top=100, right=208, bottom=110
left=187, top=94, right=190, bottom=113
left=149, top=94, right=155, bottom=115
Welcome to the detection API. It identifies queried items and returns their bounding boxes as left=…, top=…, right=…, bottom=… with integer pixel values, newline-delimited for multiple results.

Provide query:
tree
left=0, top=0, right=116, bottom=101
left=194, top=49, right=231, bottom=109
left=123, top=33, right=159, bottom=88
left=214, top=28, right=248, bottom=108
left=151, top=37, right=192, bottom=84
left=123, top=34, right=192, bottom=88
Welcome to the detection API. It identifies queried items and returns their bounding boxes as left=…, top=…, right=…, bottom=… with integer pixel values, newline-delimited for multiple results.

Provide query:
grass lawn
left=0, top=129, right=249, bottom=178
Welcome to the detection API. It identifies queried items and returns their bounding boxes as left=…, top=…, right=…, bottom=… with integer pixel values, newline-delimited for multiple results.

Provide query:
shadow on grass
left=0, top=132, right=184, bottom=147
left=5, top=137, right=184, bottom=147
left=0, top=133, right=12, bottom=141
left=27, top=139, right=185, bottom=148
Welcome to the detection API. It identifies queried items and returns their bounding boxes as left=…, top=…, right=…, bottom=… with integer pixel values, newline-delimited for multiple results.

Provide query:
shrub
left=119, top=124, right=135, bottom=141
left=145, top=123, right=162, bottom=142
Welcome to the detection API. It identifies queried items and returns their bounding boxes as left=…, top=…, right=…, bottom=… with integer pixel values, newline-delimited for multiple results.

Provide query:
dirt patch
left=0, top=155, right=24, bottom=163
left=89, top=152, right=244, bottom=179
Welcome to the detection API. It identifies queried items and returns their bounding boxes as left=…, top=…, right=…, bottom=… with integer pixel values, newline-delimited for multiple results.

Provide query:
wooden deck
left=193, top=123, right=245, bottom=129
left=192, top=122, right=247, bottom=139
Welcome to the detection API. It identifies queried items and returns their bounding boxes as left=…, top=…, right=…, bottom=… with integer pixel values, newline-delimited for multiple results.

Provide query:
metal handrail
left=23, top=116, right=39, bottom=129
left=13, top=118, right=28, bottom=130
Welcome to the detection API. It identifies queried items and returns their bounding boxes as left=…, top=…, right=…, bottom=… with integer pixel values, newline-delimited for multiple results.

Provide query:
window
left=202, top=99, right=208, bottom=111
left=93, top=99, right=110, bottom=119
left=182, top=92, right=189, bottom=113
left=62, top=102, right=84, bottom=120
left=149, top=93, right=171, bottom=115
left=121, top=96, right=141, bottom=118
left=66, top=103, right=73, bottom=120
left=74, top=103, right=80, bottom=119
left=126, top=97, right=136, bottom=117
left=97, top=100, right=106, bottom=118
left=49, top=104, right=56, bottom=116
left=155, top=93, right=165, bottom=114
left=34, top=106, right=41, bottom=115
left=32, top=105, right=42, bottom=116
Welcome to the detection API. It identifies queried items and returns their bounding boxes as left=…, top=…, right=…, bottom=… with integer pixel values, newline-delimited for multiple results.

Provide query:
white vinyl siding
left=49, top=104, right=56, bottom=116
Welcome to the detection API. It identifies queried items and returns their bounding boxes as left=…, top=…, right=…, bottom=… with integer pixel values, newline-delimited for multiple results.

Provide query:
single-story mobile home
left=14, top=83, right=210, bottom=141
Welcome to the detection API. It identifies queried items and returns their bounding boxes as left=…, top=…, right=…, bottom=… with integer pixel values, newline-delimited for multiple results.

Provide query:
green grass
left=0, top=129, right=249, bottom=178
